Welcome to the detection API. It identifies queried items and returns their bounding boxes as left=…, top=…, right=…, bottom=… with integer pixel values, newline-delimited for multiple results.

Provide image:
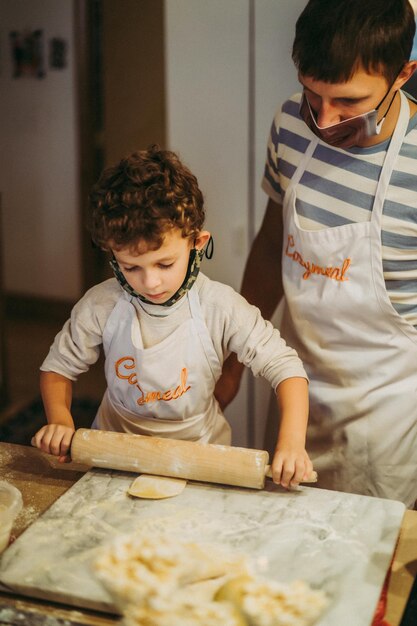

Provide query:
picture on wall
left=9, top=29, right=45, bottom=79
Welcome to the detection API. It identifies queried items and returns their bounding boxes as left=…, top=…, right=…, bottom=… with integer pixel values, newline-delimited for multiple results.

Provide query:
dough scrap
left=215, top=574, right=327, bottom=626
left=128, top=475, right=187, bottom=499
left=94, top=532, right=248, bottom=608
left=94, top=533, right=327, bottom=626
left=123, top=598, right=246, bottom=626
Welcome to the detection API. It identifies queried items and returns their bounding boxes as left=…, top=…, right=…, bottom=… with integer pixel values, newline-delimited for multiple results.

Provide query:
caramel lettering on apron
left=115, top=356, right=191, bottom=406
left=285, top=234, right=351, bottom=281
left=115, top=356, right=143, bottom=391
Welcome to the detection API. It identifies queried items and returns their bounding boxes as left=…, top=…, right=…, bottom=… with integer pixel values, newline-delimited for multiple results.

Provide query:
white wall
left=165, top=0, right=250, bottom=446
left=165, top=0, right=250, bottom=292
left=165, top=0, right=306, bottom=447
left=0, top=0, right=81, bottom=300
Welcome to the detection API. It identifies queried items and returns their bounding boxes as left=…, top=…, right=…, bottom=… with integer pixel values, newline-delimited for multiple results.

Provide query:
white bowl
left=0, top=481, right=23, bottom=553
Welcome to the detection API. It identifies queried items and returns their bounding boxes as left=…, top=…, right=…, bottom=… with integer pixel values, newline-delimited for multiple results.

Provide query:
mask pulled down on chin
left=299, top=90, right=396, bottom=149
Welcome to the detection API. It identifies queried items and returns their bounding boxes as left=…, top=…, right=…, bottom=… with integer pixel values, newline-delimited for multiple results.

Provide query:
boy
left=216, top=0, right=417, bottom=506
left=32, top=146, right=312, bottom=489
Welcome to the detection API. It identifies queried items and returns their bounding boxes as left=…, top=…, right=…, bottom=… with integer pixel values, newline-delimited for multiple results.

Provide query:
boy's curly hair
left=89, top=146, right=205, bottom=251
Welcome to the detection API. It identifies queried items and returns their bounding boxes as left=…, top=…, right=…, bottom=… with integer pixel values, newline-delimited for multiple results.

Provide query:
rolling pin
left=71, top=429, right=317, bottom=490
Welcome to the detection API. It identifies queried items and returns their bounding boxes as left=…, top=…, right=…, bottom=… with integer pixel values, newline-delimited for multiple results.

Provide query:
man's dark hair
left=292, top=0, right=416, bottom=84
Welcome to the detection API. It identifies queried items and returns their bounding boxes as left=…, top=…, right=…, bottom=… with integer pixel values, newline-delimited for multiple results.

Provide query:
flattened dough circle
left=128, top=474, right=187, bottom=499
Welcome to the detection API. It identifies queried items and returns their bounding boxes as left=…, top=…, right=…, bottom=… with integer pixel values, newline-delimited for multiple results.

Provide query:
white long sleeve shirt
left=41, top=273, right=307, bottom=394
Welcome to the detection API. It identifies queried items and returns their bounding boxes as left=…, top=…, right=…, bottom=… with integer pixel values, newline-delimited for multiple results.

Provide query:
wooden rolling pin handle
left=265, top=465, right=318, bottom=483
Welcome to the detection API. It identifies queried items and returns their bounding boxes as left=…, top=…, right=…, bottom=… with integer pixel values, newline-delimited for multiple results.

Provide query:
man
left=216, top=0, right=417, bottom=507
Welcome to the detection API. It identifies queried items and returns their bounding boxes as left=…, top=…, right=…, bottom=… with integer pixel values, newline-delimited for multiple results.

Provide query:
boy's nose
left=142, top=270, right=161, bottom=289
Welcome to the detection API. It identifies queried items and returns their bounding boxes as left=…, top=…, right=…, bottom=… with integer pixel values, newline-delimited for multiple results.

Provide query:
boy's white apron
left=281, top=91, right=417, bottom=506
left=93, top=287, right=231, bottom=444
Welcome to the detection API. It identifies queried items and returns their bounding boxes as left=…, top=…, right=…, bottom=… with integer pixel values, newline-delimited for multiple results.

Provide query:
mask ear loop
left=374, top=68, right=405, bottom=133
left=154, top=235, right=214, bottom=306
left=109, top=255, right=141, bottom=298
left=110, top=237, right=215, bottom=307
left=205, top=236, right=214, bottom=259
left=375, top=90, right=397, bottom=134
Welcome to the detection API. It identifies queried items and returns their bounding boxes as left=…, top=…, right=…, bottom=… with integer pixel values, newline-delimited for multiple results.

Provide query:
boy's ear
left=194, top=230, right=211, bottom=250
left=395, top=60, right=417, bottom=89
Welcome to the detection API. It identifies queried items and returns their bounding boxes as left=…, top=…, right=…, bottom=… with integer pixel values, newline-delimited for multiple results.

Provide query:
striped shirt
left=262, top=91, right=417, bottom=328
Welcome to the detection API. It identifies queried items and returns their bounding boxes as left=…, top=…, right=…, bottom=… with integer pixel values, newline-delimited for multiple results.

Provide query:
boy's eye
left=123, top=266, right=138, bottom=273
left=158, top=263, right=174, bottom=270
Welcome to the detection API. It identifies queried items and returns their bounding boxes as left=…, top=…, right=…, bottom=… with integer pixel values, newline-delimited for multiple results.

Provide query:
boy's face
left=112, top=228, right=210, bottom=305
left=299, top=63, right=416, bottom=147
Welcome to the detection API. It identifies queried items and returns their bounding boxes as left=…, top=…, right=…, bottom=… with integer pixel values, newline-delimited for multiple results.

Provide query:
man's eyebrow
left=298, top=80, right=320, bottom=97
left=299, top=80, right=369, bottom=102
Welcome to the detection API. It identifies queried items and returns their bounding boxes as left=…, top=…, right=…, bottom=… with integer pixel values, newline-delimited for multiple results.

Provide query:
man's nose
left=316, top=100, right=341, bottom=128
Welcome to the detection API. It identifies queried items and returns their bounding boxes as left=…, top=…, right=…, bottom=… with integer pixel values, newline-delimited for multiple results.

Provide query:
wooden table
left=0, top=442, right=416, bottom=626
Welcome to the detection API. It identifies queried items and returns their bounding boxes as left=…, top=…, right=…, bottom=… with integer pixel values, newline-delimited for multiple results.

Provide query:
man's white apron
left=93, top=287, right=231, bottom=444
left=281, top=91, right=417, bottom=506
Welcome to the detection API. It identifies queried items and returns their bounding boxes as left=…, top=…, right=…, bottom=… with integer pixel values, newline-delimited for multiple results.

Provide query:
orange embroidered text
left=115, top=356, right=191, bottom=405
left=285, top=235, right=351, bottom=281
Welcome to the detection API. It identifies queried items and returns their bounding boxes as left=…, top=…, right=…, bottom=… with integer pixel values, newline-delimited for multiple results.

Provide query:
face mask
left=299, top=86, right=397, bottom=148
left=109, top=237, right=213, bottom=307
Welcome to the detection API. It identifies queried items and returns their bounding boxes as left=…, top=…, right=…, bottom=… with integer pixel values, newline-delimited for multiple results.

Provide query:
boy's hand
left=31, top=424, right=75, bottom=463
left=270, top=445, right=313, bottom=489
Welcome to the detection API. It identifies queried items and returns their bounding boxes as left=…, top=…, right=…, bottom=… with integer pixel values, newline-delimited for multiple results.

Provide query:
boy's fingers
left=49, top=437, right=63, bottom=456
left=280, top=464, right=296, bottom=488
left=58, top=454, right=72, bottom=463
left=270, top=461, right=283, bottom=485
left=290, top=464, right=307, bottom=487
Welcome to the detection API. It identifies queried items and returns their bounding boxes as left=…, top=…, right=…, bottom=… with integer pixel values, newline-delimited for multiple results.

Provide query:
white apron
left=93, top=287, right=231, bottom=444
left=281, top=91, right=417, bottom=506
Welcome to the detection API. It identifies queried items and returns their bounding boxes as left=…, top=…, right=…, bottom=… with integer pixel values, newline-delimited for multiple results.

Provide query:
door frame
left=74, top=0, right=105, bottom=292
left=0, top=194, right=8, bottom=408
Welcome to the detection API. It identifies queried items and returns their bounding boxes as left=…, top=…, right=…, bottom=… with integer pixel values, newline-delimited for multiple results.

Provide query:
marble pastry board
left=0, top=468, right=405, bottom=626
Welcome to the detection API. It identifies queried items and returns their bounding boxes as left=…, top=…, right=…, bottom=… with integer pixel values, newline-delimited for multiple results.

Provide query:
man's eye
left=338, top=98, right=361, bottom=105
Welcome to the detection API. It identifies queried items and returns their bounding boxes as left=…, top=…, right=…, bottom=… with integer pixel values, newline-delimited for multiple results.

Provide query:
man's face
left=299, top=68, right=395, bottom=145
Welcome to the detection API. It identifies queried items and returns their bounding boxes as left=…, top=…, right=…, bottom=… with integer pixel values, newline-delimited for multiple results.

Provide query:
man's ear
left=395, top=60, right=417, bottom=89
left=194, top=230, right=211, bottom=250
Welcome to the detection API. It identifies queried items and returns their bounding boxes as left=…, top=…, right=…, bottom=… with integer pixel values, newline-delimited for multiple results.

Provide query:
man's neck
left=360, top=90, right=415, bottom=148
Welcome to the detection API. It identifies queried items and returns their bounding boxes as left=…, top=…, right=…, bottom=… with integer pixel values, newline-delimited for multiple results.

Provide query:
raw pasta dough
left=216, top=574, right=328, bottom=626
left=128, top=475, right=187, bottom=499
left=93, top=533, right=327, bottom=626
left=94, top=532, right=248, bottom=608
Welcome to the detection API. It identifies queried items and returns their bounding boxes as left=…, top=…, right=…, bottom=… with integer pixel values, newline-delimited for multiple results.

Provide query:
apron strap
left=188, top=286, right=222, bottom=379
left=291, top=137, right=319, bottom=189
left=370, top=90, right=410, bottom=226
